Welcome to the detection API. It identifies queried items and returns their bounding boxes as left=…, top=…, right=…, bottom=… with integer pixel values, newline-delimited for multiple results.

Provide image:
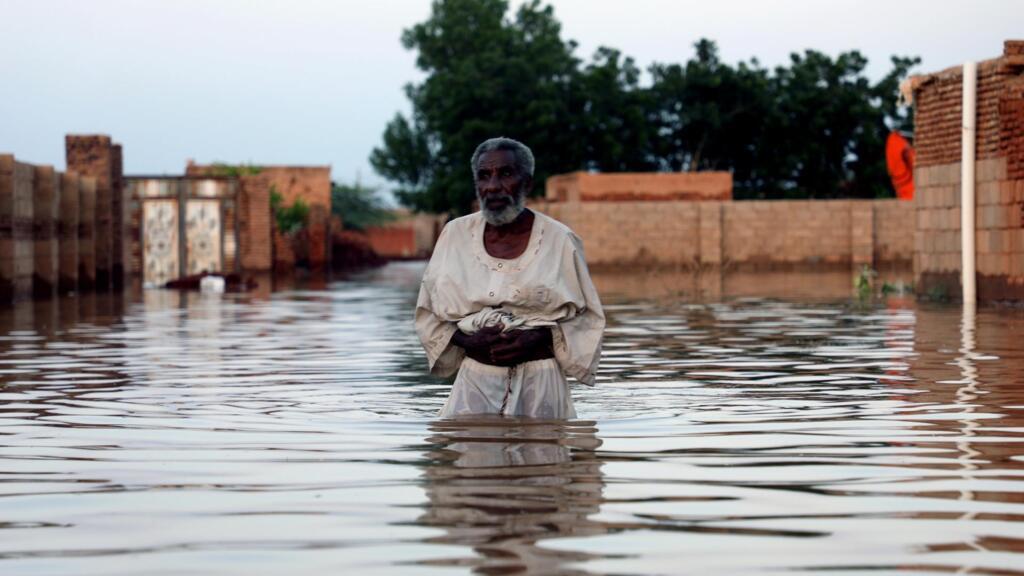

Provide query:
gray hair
left=470, top=137, right=535, bottom=178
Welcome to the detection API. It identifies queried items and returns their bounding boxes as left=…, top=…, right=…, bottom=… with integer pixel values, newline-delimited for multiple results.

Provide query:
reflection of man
left=417, top=417, right=606, bottom=573
left=415, top=137, right=605, bottom=418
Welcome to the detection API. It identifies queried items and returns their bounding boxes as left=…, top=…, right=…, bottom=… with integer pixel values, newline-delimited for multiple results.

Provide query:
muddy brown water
left=1, top=262, right=1023, bottom=575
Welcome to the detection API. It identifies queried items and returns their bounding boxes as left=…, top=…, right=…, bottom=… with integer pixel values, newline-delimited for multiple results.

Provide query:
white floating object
left=200, top=275, right=225, bottom=293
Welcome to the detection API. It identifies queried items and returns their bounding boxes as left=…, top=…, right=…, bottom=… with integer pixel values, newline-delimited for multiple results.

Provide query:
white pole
left=961, top=61, right=977, bottom=305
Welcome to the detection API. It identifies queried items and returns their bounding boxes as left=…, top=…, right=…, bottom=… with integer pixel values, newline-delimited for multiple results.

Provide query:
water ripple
left=1, top=262, right=1023, bottom=575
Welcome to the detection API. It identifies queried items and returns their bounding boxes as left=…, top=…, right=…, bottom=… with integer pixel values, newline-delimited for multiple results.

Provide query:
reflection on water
left=1, top=261, right=1023, bottom=575
left=418, top=417, right=605, bottom=574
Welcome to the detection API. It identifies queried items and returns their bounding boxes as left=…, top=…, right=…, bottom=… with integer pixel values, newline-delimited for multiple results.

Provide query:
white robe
left=415, top=210, right=605, bottom=419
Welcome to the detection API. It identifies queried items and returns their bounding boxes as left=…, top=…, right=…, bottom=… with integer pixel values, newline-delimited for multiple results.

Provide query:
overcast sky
left=1, top=0, right=1020, bottom=193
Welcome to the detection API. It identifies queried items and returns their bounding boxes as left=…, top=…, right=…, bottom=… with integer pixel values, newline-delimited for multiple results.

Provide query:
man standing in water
left=415, top=137, right=605, bottom=419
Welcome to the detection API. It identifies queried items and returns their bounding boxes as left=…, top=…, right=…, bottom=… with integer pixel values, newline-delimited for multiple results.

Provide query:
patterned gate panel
left=185, top=200, right=222, bottom=275
left=143, top=200, right=179, bottom=287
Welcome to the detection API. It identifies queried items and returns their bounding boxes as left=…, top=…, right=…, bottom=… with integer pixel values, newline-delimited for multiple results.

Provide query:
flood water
left=2, top=262, right=1023, bottom=575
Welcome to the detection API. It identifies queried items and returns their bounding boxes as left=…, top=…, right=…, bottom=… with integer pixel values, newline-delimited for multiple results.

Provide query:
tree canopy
left=371, top=0, right=920, bottom=214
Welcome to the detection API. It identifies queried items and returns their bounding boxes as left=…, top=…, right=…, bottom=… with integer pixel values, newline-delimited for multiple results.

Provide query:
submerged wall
left=0, top=153, right=102, bottom=305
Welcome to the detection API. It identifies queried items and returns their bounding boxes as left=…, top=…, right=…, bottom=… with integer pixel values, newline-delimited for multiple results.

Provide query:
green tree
left=648, top=40, right=776, bottom=181
left=577, top=47, right=655, bottom=172
left=331, top=182, right=395, bottom=231
left=647, top=41, right=918, bottom=199
left=270, top=187, right=309, bottom=235
left=373, top=1, right=920, bottom=211
left=370, top=0, right=586, bottom=215
left=765, top=50, right=920, bottom=198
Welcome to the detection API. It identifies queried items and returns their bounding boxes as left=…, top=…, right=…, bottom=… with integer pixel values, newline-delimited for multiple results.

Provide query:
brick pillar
left=6, top=156, right=34, bottom=301
left=59, top=172, right=80, bottom=294
left=66, top=135, right=115, bottom=290
left=32, top=165, right=59, bottom=299
left=78, top=176, right=97, bottom=291
left=698, top=202, right=723, bottom=265
left=110, top=144, right=125, bottom=289
left=851, top=202, right=874, bottom=267
left=124, top=180, right=142, bottom=281
left=0, top=154, right=15, bottom=303
left=237, top=175, right=272, bottom=271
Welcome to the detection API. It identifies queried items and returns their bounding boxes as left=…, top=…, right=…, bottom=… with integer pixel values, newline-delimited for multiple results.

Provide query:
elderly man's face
left=475, top=150, right=531, bottom=225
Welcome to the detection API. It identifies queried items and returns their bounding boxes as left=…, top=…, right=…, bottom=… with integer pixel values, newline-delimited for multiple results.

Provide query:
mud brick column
left=851, top=202, right=875, bottom=268
left=0, top=155, right=15, bottom=303
left=59, top=173, right=80, bottom=294
left=66, top=135, right=115, bottom=290
left=237, top=175, right=273, bottom=272
left=32, top=165, right=59, bottom=299
left=78, top=177, right=97, bottom=291
left=110, top=144, right=125, bottom=289
left=0, top=155, right=36, bottom=303
left=124, top=180, right=143, bottom=281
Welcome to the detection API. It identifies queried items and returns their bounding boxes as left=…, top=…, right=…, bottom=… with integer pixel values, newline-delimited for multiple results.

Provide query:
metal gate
left=135, top=178, right=237, bottom=287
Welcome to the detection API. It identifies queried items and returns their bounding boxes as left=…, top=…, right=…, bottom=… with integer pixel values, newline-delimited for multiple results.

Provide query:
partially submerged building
left=908, top=40, right=1024, bottom=301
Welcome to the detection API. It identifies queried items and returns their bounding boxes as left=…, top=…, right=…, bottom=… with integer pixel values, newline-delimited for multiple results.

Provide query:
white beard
left=479, top=191, right=526, bottom=226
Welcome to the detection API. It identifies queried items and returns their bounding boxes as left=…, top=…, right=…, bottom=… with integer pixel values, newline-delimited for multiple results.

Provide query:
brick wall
left=531, top=198, right=912, bottom=270
left=258, top=167, right=331, bottom=270
left=546, top=171, right=732, bottom=202
left=528, top=170, right=915, bottom=271
left=365, top=226, right=418, bottom=258
left=0, top=154, right=99, bottom=304
left=912, top=40, right=1024, bottom=300
left=914, top=61, right=1006, bottom=167
left=725, top=201, right=851, bottom=266
left=874, top=200, right=915, bottom=264
left=363, top=211, right=446, bottom=258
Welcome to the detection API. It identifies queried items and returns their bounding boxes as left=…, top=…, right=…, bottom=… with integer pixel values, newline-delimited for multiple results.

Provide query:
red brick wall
left=914, top=62, right=1005, bottom=167
left=912, top=40, right=1024, bottom=300
left=361, top=211, right=445, bottom=259
left=364, top=227, right=417, bottom=258
left=258, top=167, right=331, bottom=270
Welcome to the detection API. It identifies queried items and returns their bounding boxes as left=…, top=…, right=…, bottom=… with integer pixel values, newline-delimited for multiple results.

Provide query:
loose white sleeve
left=414, top=228, right=465, bottom=378
left=551, top=234, right=605, bottom=386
